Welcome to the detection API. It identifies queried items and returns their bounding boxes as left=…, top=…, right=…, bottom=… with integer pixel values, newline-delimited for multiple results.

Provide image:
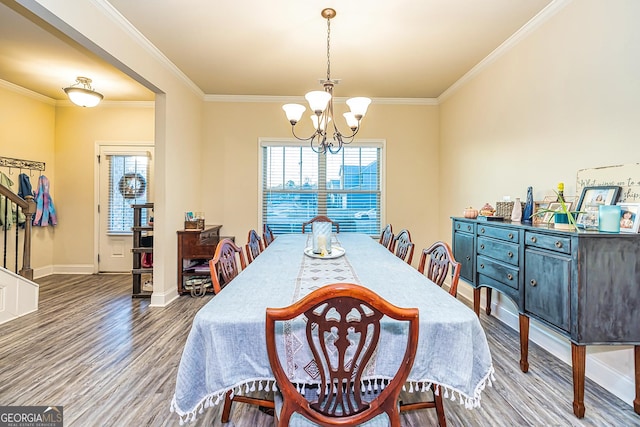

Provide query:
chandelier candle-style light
left=282, top=8, right=371, bottom=154
left=63, top=76, right=104, bottom=107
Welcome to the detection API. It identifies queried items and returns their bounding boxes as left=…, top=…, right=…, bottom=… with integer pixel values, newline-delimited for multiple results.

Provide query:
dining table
left=170, top=233, right=495, bottom=424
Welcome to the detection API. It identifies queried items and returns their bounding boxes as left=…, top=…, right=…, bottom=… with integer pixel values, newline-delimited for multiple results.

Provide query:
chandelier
left=282, top=8, right=371, bottom=154
left=63, top=76, right=104, bottom=107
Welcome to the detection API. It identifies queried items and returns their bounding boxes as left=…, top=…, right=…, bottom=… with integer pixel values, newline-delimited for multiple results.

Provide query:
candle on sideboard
left=598, top=205, right=621, bottom=233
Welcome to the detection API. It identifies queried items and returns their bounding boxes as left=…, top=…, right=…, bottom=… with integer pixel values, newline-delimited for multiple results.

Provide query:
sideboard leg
left=634, top=345, right=640, bottom=415
left=473, top=288, right=480, bottom=317
left=571, top=343, right=586, bottom=418
left=518, top=314, right=529, bottom=373
left=485, top=288, right=492, bottom=316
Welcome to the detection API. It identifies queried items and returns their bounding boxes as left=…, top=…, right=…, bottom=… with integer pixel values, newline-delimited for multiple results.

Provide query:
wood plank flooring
left=0, top=274, right=638, bottom=426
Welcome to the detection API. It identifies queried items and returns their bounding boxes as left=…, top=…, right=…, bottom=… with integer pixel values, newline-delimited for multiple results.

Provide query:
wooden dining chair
left=391, top=228, right=415, bottom=264
left=245, top=229, right=264, bottom=264
left=266, top=283, right=420, bottom=427
left=301, top=215, right=340, bottom=234
left=418, top=241, right=462, bottom=297
left=208, top=238, right=246, bottom=294
left=379, top=223, right=394, bottom=250
left=263, top=223, right=275, bottom=247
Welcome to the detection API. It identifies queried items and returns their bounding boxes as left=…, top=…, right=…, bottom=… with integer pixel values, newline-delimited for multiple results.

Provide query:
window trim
left=258, top=138, right=386, bottom=235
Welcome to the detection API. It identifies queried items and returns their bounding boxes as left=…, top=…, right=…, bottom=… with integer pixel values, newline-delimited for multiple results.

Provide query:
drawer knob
left=530, top=236, right=537, bottom=243
left=480, top=244, right=485, bottom=250
left=508, top=251, right=513, bottom=258
left=479, top=263, right=485, bottom=269
left=456, top=224, right=460, bottom=229
left=480, top=228, right=485, bottom=234
left=466, top=256, right=471, bottom=261
left=555, top=241, right=563, bottom=248
left=508, top=233, right=514, bottom=239
left=530, top=279, right=537, bottom=287
left=467, top=225, right=472, bottom=231
left=507, top=274, right=513, bottom=280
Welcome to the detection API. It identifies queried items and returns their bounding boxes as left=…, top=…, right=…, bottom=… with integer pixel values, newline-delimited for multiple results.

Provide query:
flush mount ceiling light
left=63, top=76, right=104, bottom=107
left=282, top=8, right=371, bottom=155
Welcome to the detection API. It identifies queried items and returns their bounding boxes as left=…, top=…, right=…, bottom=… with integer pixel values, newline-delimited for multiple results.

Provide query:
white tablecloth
left=171, top=234, right=494, bottom=423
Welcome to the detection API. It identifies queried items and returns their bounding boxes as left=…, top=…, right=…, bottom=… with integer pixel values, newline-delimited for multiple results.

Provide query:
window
left=107, top=154, right=150, bottom=234
left=261, top=141, right=383, bottom=235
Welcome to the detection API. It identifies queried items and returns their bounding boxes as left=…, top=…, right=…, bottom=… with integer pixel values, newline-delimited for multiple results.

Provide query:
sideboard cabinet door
left=452, top=220, right=475, bottom=282
left=524, top=249, right=572, bottom=332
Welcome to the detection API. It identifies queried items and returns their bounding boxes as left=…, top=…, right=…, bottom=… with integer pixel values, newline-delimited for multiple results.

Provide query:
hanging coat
left=33, top=175, right=58, bottom=227
left=0, top=171, right=26, bottom=229
left=18, top=173, right=34, bottom=199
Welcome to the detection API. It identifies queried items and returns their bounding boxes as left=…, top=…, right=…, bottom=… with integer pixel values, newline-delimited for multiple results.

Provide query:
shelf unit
left=131, top=203, right=153, bottom=298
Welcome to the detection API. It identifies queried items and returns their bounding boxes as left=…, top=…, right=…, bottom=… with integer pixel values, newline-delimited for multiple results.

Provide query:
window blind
left=107, top=154, right=149, bottom=234
left=261, top=142, right=382, bottom=236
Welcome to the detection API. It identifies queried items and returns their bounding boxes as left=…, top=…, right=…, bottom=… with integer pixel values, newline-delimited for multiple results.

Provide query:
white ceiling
left=0, top=0, right=554, bottom=102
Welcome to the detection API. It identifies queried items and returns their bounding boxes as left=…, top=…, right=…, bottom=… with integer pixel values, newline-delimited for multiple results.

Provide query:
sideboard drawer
left=477, top=225, right=519, bottom=243
left=454, top=220, right=475, bottom=234
left=477, top=236, right=519, bottom=266
left=477, top=255, right=519, bottom=290
left=525, top=231, right=571, bottom=255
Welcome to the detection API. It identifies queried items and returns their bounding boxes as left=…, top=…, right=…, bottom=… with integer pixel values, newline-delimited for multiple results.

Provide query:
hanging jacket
left=33, top=175, right=58, bottom=227
left=0, top=171, right=26, bottom=229
left=18, top=173, right=34, bottom=199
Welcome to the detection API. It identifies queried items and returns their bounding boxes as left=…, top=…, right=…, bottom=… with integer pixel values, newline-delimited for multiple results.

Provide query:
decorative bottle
left=556, top=182, right=565, bottom=203
left=510, top=198, right=522, bottom=222
left=522, top=186, right=534, bottom=224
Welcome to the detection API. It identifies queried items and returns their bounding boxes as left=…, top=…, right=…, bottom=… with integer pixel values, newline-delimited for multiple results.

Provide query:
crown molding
left=438, top=0, right=572, bottom=103
left=204, top=94, right=438, bottom=106
left=0, top=79, right=56, bottom=105
left=90, top=0, right=204, bottom=99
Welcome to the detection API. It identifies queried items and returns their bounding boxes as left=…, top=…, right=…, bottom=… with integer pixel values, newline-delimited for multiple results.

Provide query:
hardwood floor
left=0, top=274, right=638, bottom=426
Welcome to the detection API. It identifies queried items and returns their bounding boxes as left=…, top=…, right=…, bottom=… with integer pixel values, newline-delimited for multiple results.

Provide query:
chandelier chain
left=326, top=16, right=331, bottom=81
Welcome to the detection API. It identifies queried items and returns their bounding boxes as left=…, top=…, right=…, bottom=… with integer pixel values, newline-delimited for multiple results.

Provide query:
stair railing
left=0, top=183, right=36, bottom=280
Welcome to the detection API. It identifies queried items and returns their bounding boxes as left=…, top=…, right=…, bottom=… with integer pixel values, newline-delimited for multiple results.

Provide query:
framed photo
left=533, top=201, right=549, bottom=225
left=575, top=186, right=621, bottom=229
left=618, top=203, right=640, bottom=233
left=541, top=201, right=573, bottom=224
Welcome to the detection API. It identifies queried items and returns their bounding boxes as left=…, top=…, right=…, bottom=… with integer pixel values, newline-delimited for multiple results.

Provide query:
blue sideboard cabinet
left=452, top=217, right=640, bottom=419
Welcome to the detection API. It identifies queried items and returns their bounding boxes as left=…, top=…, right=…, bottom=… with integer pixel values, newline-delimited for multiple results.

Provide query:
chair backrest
left=263, top=223, right=275, bottom=247
left=245, top=229, right=264, bottom=264
left=391, top=229, right=415, bottom=264
left=266, top=283, right=419, bottom=427
left=418, top=241, right=461, bottom=297
left=301, top=215, right=340, bottom=234
left=379, top=224, right=394, bottom=250
left=209, top=238, right=246, bottom=294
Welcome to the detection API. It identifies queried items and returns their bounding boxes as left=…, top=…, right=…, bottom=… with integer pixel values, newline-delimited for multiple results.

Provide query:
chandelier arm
left=290, top=125, right=322, bottom=143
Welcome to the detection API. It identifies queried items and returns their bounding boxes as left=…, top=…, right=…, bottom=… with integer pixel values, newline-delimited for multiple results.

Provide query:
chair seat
left=274, top=389, right=392, bottom=427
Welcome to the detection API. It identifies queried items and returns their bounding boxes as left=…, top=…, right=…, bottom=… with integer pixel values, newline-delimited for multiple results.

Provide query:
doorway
left=97, top=143, right=154, bottom=272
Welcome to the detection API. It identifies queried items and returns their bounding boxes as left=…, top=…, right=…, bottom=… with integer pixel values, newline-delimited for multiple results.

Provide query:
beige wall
left=202, top=101, right=440, bottom=265
left=439, top=0, right=640, bottom=405
left=53, top=105, right=154, bottom=266
left=0, top=86, right=56, bottom=270
left=26, top=0, right=205, bottom=304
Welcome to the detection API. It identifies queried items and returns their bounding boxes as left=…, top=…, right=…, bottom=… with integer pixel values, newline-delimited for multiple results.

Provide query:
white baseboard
left=457, top=282, right=636, bottom=409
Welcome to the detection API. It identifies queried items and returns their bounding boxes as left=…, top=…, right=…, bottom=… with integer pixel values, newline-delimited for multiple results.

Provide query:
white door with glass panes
left=98, top=145, right=154, bottom=272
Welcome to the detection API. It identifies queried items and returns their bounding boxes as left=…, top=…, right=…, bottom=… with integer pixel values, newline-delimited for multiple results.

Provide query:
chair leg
left=432, top=384, right=447, bottom=427
left=221, top=390, right=233, bottom=423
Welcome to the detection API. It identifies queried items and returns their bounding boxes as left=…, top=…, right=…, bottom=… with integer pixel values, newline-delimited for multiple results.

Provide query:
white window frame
left=258, top=138, right=386, bottom=236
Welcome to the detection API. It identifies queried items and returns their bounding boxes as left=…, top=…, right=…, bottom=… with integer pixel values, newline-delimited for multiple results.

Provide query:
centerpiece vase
left=522, top=186, right=534, bottom=224
left=312, top=222, right=332, bottom=254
